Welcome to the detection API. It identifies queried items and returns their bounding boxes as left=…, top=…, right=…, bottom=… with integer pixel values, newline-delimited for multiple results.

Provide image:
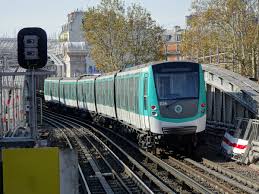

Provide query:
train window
left=135, top=76, right=139, bottom=113
left=118, top=79, right=121, bottom=109
left=103, top=81, right=106, bottom=105
left=72, top=83, right=74, bottom=100
left=105, top=81, right=108, bottom=105
left=106, top=80, right=108, bottom=106
left=126, top=78, right=128, bottom=110
left=124, top=78, right=126, bottom=109
left=125, top=78, right=128, bottom=110
left=70, top=83, right=74, bottom=100
left=111, top=80, right=114, bottom=106
left=132, top=77, right=136, bottom=113
left=87, top=82, right=89, bottom=102
left=120, top=78, right=123, bottom=109
left=122, top=78, right=125, bottom=109
left=101, top=81, right=103, bottom=104
left=98, top=81, right=100, bottom=103
left=121, top=78, right=123, bottom=109
left=116, top=79, right=119, bottom=108
left=96, top=82, right=99, bottom=104
left=81, top=82, right=83, bottom=102
left=109, top=80, right=112, bottom=106
left=127, top=77, right=130, bottom=110
left=105, top=81, right=107, bottom=105
left=90, top=82, right=92, bottom=102
left=69, top=84, right=72, bottom=100
left=66, top=84, right=68, bottom=99
left=129, top=77, right=133, bottom=111
left=144, top=75, right=148, bottom=110
left=120, top=79, right=123, bottom=108
left=102, top=81, right=105, bottom=105
left=88, top=82, right=90, bottom=103
left=129, top=77, right=132, bottom=112
left=92, top=82, right=94, bottom=103
left=98, top=81, right=100, bottom=104
left=99, top=81, right=102, bottom=104
left=71, top=83, right=73, bottom=100
left=108, top=80, right=110, bottom=106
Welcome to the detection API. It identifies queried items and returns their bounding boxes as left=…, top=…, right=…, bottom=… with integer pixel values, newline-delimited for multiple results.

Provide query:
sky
left=0, top=0, right=192, bottom=38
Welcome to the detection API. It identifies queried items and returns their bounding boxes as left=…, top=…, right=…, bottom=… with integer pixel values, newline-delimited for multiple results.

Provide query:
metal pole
left=37, top=97, right=42, bottom=126
left=0, top=69, right=2, bottom=138
left=31, top=69, right=37, bottom=140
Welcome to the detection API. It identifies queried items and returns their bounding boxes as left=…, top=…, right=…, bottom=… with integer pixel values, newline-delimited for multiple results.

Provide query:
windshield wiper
left=165, top=100, right=181, bottom=108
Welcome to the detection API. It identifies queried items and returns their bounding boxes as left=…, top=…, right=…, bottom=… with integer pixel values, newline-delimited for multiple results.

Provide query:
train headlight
left=201, top=103, right=206, bottom=107
left=151, top=105, right=156, bottom=110
left=151, top=111, right=157, bottom=116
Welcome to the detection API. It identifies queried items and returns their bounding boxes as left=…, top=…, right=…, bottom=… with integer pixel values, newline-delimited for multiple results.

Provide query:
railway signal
left=17, top=27, right=47, bottom=69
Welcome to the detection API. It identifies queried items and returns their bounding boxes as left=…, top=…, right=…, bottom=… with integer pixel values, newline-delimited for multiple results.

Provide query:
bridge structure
left=0, top=38, right=258, bottom=162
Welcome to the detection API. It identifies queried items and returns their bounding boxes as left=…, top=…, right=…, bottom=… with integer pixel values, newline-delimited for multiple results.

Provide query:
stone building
left=59, top=10, right=96, bottom=77
left=163, top=26, right=185, bottom=61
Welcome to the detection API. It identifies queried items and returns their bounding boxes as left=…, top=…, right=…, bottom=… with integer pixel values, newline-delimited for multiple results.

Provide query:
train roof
left=78, top=74, right=99, bottom=80
left=120, top=60, right=199, bottom=72
left=45, top=61, right=199, bottom=81
left=45, top=77, right=62, bottom=81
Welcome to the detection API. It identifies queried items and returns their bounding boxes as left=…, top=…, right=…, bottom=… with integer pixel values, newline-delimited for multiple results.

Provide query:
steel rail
left=44, top=118, right=91, bottom=194
left=185, top=158, right=258, bottom=194
left=44, top=116, right=114, bottom=194
left=44, top=112, right=156, bottom=194
left=202, top=158, right=259, bottom=192
left=43, top=110, right=174, bottom=194
left=75, top=127, right=154, bottom=194
left=168, top=156, right=236, bottom=194
left=44, top=109, right=212, bottom=194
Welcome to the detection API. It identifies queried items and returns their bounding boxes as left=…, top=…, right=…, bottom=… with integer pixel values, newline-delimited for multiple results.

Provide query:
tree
left=126, top=4, right=164, bottom=65
left=181, top=0, right=259, bottom=78
left=82, top=0, right=164, bottom=72
left=83, top=0, right=128, bottom=72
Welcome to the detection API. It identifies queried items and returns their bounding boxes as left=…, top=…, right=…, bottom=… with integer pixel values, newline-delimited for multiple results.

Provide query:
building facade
left=59, top=10, right=96, bottom=77
left=163, top=26, right=184, bottom=61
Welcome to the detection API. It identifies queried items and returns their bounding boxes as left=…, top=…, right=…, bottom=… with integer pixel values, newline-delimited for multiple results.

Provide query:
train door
left=143, top=73, right=150, bottom=129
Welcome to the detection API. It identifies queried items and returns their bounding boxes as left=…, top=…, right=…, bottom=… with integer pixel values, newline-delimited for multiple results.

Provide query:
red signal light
left=201, top=103, right=206, bottom=107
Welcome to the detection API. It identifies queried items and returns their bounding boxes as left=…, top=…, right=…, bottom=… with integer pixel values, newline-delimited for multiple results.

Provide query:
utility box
left=2, top=147, right=78, bottom=194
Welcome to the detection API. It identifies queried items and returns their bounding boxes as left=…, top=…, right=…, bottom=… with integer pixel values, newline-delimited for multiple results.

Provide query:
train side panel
left=59, top=80, right=65, bottom=105
left=115, top=67, right=150, bottom=130
left=61, top=80, right=78, bottom=108
left=96, top=74, right=116, bottom=118
left=44, top=80, right=51, bottom=102
left=52, top=81, right=60, bottom=104
left=44, top=78, right=61, bottom=105
left=77, top=78, right=96, bottom=113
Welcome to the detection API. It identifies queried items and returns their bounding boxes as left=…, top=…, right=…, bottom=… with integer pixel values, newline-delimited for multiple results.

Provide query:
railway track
left=43, top=112, right=160, bottom=194
left=44, top=118, right=91, bottom=194
left=43, top=108, right=259, bottom=194
left=163, top=156, right=258, bottom=194
left=43, top=109, right=213, bottom=193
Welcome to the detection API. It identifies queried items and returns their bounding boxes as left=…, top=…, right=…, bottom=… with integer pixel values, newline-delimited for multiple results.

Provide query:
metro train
left=44, top=61, right=206, bottom=149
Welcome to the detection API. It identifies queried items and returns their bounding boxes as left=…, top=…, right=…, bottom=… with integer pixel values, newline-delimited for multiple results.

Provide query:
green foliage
left=82, top=0, right=164, bottom=72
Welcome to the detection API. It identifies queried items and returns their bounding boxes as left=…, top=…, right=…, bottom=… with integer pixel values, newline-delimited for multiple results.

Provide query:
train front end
left=148, top=61, right=206, bottom=138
